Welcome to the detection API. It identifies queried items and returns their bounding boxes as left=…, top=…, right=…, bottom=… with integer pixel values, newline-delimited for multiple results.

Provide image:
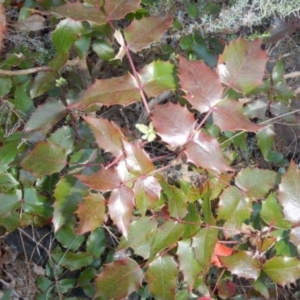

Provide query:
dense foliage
left=1, top=0, right=300, bottom=299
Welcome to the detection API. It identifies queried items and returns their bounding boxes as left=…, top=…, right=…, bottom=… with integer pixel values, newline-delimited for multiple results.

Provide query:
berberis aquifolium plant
left=1, top=0, right=300, bottom=299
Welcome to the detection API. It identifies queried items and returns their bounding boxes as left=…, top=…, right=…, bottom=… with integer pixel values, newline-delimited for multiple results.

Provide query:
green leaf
left=49, top=126, right=75, bottom=154
left=235, top=167, right=278, bottom=198
left=138, top=60, right=177, bottom=97
left=95, top=257, right=143, bottom=299
left=86, top=227, right=107, bottom=257
left=177, top=239, right=202, bottom=289
left=263, top=256, right=300, bottom=286
left=272, top=60, right=285, bottom=83
left=58, top=278, right=76, bottom=294
left=218, top=186, right=252, bottom=238
left=182, top=203, right=201, bottom=238
left=192, top=227, right=218, bottom=272
left=150, top=220, right=184, bottom=259
left=30, top=71, right=57, bottom=99
left=0, top=140, right=20, bottom=172
left=76, top=193, right=107, bottom=234
left=146, top=255, right=178, bottom=300
left=220, top=251, right=261, bottom=280
left=0, top=191, right=21, bottom=216
left=21, top=141, right=67, bottom=177
left=23, top=187, right=52, bottom=218
left=260, top=193, right=290, bottom=229
left=0, top=173, right=19, bottom=191
left=277, top=162, right=300, bottom=224
left=53, top=175, right=89, bottom=231
left=52, top=251, right=93, bottom=271
left=92, top=39, right=115, bottom=61
left=56, top=225, right=85, bottom=251
left=118, top=216, right=157, bottom=259
left=25, top=100, right=66, bottom=132
left=0, top=77, right=12, bottom=97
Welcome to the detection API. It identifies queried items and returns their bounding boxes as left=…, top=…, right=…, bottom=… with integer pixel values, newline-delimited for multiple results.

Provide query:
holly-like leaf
left=53, top=175, right=89, bottom=231
left=260, top=193, right=290, bottom=229
left=192, top=227, right=218, bottom=272
left=75, top=193, right=107, bottom=234
left=83, top=116, right=125, bottom=157
left=75, top=168, right=121, bottom=192
left=95, top=257, right=143, bottom=299
left=138, top=61, right=177, bottom=97
left=213, top=98, right=262, bottom=132
left=263, top=256, right=300, bottom=286
left=118, top=216, right=157, bottom=259
left=124, top=16, right=172, bottom=52
left=218, top=186, right=252, bottom=238
left=123, top=141, right=154, bottom=175
left=149, top=220, right=184, bottom=259
left=151, top=103, right=195, bottom=147
left=52, top=19, right=83, bottom=55
left=290, top=226, right=300, bottom=247
left=70, top=73, right=139, bottom=109
left=30, top=71, right=57, bottom=99
left=217, top=38, right=268, bottom=93
left=0, top=191, right=21, bottom=216
left=235, top=167, right=278, bottom=198
left=108, top=185, right=134, bottom=238
left=134, top=176, right=161, bottom=215
left=179, top=56, right=223, bottom=113
left=277, top=161, right=300, bottom=224
left=25, top=100, right=66, bottom=132
left=105, top=0, right=141, bottom=20
left=21, top=141, right=67, bottom=177
left=220, top=251, right=261, bottom=280
left=50, top=3, right=106, bottom=25
left=146, top=255, right=178, bottom=300
left=177, top=239, right=202, bottom=290
left=86, top=227, right=107, bottom=257
left=52, top=251, right=93, bottom=271
left=185, top=131, right=233, bottom=173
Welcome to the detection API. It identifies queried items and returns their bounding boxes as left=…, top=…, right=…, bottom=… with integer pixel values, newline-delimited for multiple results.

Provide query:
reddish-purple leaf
left=70, top=73, right=139, bottom=109
left=177, top=239, right=202, bottom=290
left=138, top=61, right=177, bottom=97
left=123, top=141, right=154, bottom=175
left=220, top=251, right=261, bottom=280
left=218, top=186, right=252, bottom=238
left=83, top=116, right=125, bottom=157
left=277, top=161, right=300, bottom=224
left=95, top=257, right=143, bottom=299
left=213, top=98, right=262, bottom=132
left=263, top=256, right=300, bottom=286
left=217, top=38, right=268, bottom=93
left=105, top=0, right=141, bottom=21
left=134, top=176, right=161, bottom=215
left=184, top=131, right=234, bottom=173
left=145, top=255, right=178, bottom=300
left=235, top=167, right=278, bottom=198
left=108, top=185, right=134, bottom=238
left=75, top=168, right=121, bottom=192
left=179, top=55, right=223, bottom=113
left=50, top=3, right=106, bottom=25
left=151, top=103, right=195, bottom=147
left=124, top=16, right=172, bottom=52
left=75, top=193, right=107, bottom=234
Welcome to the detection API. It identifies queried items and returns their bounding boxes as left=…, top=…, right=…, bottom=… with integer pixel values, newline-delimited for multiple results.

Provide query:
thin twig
left=0, top=66, right=53, bottom=76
